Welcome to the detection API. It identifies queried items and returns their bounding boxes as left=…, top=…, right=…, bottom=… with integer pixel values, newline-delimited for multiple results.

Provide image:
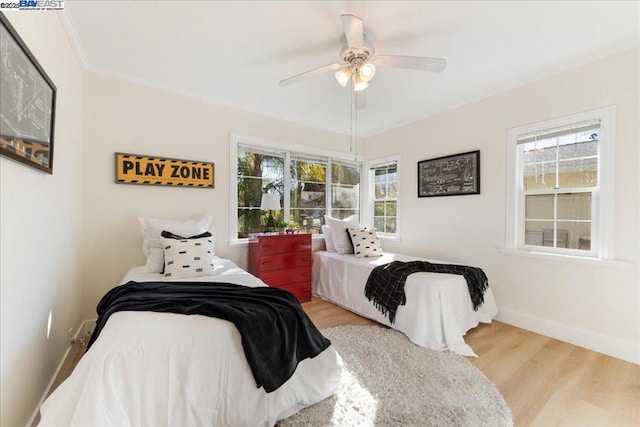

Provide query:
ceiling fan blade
left=341, top=14, right=364, bottom=49
left=279, top=63, right=342, bottom=87
left=373, top=55, right=447, bottom=72
left=355, top=91, right=367, bottom=110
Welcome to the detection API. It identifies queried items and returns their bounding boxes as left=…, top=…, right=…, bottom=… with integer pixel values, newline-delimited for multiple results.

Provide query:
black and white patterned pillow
left=162, top=235, right=215, bottom=279
left=348, top=228, right=383, bottom=258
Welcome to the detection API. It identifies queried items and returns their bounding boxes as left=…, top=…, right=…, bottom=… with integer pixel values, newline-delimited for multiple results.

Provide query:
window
left=231, top=134, right=361, bottom=242
left=366, top=156, right=400, bottom=238
left=290, top=156, right=327, bottom=234
left=236, top=146, right=284, bottom=238
left=331, top=162, right=360, bottom=219
left=506, top=106, right=616, bottom=259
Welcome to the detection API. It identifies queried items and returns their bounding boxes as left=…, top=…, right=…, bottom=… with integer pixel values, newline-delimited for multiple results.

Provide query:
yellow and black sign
left=115, top=153, right=214, bottom=188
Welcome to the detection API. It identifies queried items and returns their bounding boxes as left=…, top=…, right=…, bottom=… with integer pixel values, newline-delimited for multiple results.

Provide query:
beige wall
left=80, top=73, right=354, bottom=319
left=0, top=12, right=85, bottom=427
left=365, top=49, right=640, bottom=362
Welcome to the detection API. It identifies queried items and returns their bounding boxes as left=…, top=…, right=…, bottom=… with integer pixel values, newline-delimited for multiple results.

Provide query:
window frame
left=230, top=133, right=363, bottom=245
left=364, top=155, right=401, bottom=240
left=505, top=106, right=616, bottom=260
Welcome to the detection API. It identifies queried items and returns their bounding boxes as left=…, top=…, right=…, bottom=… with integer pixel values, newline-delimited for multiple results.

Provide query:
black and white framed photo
left=418, top=150, right=480, bottom=197
left=0, top=12, right=57, bottom=174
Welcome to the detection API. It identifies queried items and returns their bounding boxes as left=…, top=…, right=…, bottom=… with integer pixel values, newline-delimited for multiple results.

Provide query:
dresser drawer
left=248, top=233, right=313, bottom=300
left=258, top=252, right=312, bottom=272
left=259, top=266, right=311, bottom=287
left=256, top=234, right=311, bottom=255
left=279, top=282, right=311, bottom=303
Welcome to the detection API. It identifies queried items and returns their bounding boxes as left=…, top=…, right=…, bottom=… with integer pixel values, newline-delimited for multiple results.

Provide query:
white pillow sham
left=324, top=215, right=360, bottom=255
left=138, top=215, right=214, bottom=273
left=162, top=235, right=215, bottom=279
left=348, top=228, right=383, bottom=258
left=321, top=225, right=336, bottom=252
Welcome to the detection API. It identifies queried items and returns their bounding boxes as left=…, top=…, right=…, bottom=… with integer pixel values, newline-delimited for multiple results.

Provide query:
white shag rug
left=278, top=325, right=512, bottom=427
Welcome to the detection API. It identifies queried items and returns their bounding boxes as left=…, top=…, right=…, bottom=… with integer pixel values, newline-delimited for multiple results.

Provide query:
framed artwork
left=418, top=150, right=480, bottom=197
left=0, top=12, right=57, bottom=174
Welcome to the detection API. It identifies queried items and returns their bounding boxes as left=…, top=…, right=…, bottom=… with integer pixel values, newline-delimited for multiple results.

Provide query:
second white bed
left=313, top=251, right=498, bottom=357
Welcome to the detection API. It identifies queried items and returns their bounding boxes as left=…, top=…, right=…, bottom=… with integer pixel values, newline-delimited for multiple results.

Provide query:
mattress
left=312, top=251, right=498, bottom=356
left=39, top=257, right=342, bottom=427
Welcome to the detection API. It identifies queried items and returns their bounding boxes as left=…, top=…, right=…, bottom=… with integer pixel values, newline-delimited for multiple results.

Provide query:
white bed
left=312, top=251, right=499, bottom=357
left=39, top=257, right=342, bottom=427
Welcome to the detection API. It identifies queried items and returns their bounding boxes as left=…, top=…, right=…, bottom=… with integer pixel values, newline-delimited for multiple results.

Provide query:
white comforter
left=313, top=251, right=499, bottom=357
left=39, top=258, right=342, bottom=427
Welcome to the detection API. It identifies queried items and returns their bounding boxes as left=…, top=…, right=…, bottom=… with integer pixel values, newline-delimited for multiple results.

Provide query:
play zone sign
left=115, top=153, right=214, bottom=188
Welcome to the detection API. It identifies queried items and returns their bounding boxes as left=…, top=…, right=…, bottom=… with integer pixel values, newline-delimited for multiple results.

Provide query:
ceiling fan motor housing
left=341, top=46, right=374, bottom=71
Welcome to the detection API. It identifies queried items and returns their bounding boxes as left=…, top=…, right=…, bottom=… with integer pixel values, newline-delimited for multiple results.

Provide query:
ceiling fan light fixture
left=359, top=63, right=376, bottom=82
left=353, top=74, right=369, bottom=92
left=334, top=67, right=352, bottom=87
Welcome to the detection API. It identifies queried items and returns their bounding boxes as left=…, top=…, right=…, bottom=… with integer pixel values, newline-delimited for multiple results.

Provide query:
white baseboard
left=496, top=308, right=640, bottom=365
left=78, top=319, right=97, bottom=341
left=27, top=318, right=97, bottom=427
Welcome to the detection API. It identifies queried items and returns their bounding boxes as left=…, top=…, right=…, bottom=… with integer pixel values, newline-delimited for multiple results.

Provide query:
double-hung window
left=231, top=134, right=361, bottom=243
left=330, top=161, right=360, bottom=219
left=366, top=156, right=400, bottom=238
left=289, top=156, right=328, bottom=233
left=506, top=106, right=616, bottom=259
left=236, top=146, right=285, bottom=238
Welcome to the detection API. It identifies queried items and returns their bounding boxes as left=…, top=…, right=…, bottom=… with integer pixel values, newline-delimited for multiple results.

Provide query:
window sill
left=228, top=239, right=248, bottom=248
left=379, top=234, right=402, bottom=242
left=228, top=233, right=326, bottom=248
left=498, top=248, right=631, bottom=268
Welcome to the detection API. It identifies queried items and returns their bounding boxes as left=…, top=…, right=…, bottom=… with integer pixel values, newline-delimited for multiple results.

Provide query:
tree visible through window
left=290, top=158, right=326, bottom=234
left=237, top=147, right=284, bottom=238
left=233, top=138, right=361, bottom=241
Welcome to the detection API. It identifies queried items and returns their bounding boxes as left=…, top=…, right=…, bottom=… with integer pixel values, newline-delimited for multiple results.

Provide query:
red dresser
left=248, top=233, right=312, bottom=303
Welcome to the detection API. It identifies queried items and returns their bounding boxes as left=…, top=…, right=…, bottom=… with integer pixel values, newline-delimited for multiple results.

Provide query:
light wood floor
left=47, top=297, right=639, bottom=426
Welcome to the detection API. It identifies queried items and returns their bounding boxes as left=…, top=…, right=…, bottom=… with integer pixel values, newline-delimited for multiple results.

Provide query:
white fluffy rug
left=279, top=325, right=512, bottom=427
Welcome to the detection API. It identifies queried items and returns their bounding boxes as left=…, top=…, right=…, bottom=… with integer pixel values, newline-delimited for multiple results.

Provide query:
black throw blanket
left=364, top=261, right=489, bottom=324
left=86, top=281, right=331, bottom=393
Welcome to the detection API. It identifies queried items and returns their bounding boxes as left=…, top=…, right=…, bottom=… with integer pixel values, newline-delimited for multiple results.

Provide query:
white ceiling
left=61, top=1, right=639, bottom=137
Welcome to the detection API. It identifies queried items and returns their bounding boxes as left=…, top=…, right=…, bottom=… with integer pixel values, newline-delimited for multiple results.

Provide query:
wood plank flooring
left=45, top=297, right=640, bottom=426
left=464, top=318, right=639, bottom=426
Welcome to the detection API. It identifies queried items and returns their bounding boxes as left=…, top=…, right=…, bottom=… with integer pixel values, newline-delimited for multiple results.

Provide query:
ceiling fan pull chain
left=354, top=88, right=358, bottom=161
left=350, top=77, right=354, bottom=154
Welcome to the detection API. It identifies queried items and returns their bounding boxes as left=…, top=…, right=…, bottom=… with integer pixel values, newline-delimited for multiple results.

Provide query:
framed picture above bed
left=417, top=150, right=480, bottom=197
left=0, top=13, right=57, bottom=174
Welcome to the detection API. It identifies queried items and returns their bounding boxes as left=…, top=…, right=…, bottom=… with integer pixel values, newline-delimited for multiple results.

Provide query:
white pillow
left=138, top=215, right=213, bottom=273
left=324, top=215, right=360, bottom=255
left=145, top=247, right=165, bottom=274
left=321, top=225, right=336, bottom=252
left=348, top=228, right=383, bottom=258
left=162, top=235, right=215, bottom=279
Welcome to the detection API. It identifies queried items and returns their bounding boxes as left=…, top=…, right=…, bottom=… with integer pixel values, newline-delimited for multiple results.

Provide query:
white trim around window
left=504, top=106, right=616, bottom=261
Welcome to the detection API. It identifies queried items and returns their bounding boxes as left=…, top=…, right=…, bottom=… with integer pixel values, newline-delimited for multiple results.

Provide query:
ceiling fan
left=279, top=14, right=447, bottom=107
